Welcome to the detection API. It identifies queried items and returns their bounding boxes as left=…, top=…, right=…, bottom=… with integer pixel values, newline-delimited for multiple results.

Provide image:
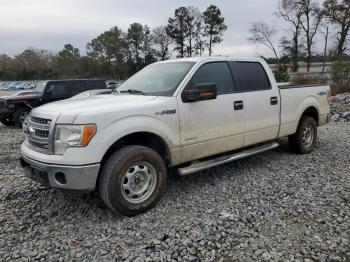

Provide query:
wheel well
left=301, top=107, right=319, bottom=124
left=100, top=132, right=171, bottom=167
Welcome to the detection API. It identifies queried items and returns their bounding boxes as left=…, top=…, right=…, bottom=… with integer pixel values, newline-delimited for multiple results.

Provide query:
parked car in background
left=0, top=79, right=107, bottom=127
left=0, top=81, right=36, bottom=90
left=20, top=57, right=331, bottom=216
left=0, top=83, right=8, bottom=90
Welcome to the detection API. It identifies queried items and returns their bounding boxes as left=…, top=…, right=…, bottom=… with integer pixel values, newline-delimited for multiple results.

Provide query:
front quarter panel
left=74, top=97, right=180, bottom=164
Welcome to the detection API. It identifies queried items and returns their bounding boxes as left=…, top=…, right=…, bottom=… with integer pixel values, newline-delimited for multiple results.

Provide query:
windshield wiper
left=120, top=89, right=146, bottom=95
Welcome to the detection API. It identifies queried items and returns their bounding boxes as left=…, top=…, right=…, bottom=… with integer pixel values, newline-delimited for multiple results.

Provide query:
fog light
left=55, top=172, right=67, bottom=184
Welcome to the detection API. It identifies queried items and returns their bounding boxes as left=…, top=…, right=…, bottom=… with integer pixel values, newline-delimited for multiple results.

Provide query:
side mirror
left=182, top=83, right=217, bottom=103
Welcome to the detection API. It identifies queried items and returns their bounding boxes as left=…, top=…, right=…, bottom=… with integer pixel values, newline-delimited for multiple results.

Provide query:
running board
left=177, top=142, right=279, bottom=176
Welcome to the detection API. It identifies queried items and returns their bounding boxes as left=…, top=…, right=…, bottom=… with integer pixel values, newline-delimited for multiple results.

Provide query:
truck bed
left=277, top=84, right=331, bottom=137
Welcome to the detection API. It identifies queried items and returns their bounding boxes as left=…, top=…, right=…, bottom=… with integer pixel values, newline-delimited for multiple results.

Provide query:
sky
left=0, top=0, right=327, bottom=58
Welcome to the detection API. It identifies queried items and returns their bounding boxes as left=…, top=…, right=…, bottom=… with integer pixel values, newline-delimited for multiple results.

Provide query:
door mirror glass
left=182, top=83, right=217, bottom=103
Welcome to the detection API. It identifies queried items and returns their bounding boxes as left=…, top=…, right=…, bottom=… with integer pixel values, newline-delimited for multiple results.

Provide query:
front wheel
left=98, top=145, right=167, bottom=216
left=0, top=118, right=14, bottom=126
left=13, top=108, right=30, bottom=128
left=289, top=116, right=318, bottom=154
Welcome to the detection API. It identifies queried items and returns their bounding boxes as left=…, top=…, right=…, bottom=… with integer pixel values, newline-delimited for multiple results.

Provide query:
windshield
left=34, top=81, right=47, bottom=93
left=118, top=62, right=195, bottom=96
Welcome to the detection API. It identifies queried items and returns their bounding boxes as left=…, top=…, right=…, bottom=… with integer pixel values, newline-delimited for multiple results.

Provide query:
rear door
left=177, top=61, right=245, bottom=162
left=231, top=61, right=280, bottom=146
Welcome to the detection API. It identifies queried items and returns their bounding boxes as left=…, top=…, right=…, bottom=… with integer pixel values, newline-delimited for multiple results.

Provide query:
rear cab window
left=232, top=61, right=271, bottom=92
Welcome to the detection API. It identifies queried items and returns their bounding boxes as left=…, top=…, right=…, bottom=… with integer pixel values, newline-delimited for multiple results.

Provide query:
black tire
left=98, top=145, right=167, bottom=216
left=12, top=108, right=30, bottom=128
left=0, top=118, right=14, bottom=126
left=289, top=116, right=318, bottom=154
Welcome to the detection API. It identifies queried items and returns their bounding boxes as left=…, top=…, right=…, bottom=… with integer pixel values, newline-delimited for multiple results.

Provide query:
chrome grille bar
left=26, top=115, right=51, bottom=154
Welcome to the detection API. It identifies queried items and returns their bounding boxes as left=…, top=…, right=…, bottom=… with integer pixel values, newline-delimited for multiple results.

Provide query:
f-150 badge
left=155, top=109, right=176, bottom=115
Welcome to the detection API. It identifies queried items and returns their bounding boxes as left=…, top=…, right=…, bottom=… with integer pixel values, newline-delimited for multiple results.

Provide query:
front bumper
left=20, top=153, right=100, bottom=191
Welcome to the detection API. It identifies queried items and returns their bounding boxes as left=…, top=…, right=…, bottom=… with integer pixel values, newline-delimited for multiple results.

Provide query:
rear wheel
left=13, top=108, right=30, bottom=128
left=289, top=116, right=317, bottom=154
left=0, top=118, right=14, bottom=126
left=98, top=145, right=167, bottom=216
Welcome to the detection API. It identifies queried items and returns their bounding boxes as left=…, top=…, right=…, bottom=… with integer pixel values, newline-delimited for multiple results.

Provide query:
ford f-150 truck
left=20, top=57, right=331, bottom=216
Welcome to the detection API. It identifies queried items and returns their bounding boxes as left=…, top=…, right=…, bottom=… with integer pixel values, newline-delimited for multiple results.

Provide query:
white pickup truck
left=20, top=57, right=331, bottom=216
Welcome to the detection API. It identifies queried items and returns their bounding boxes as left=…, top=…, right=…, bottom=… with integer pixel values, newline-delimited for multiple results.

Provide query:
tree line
left=248, top=0, right=350, bottom=73
left=0, top=5, right=227, bottom=81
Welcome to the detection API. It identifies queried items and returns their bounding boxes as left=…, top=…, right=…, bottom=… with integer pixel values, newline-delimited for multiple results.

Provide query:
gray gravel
left=1, top=122, right=350, bottom=261
left=331, top=92, right=350, bottom=122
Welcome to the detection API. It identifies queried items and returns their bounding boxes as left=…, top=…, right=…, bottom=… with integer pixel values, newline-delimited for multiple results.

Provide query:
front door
left=177, top=61, right=245, bottom=163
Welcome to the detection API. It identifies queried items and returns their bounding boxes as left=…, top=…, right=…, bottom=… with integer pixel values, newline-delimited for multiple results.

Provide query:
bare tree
left=278, top=0, right=303, bottom=71
left=248, top=22, right=279, bottom=61
left=152, top=26, right=172, bottom=61
left=298, top=0, right=326, bottom=72
left=324, top=0, right=350, bottom=56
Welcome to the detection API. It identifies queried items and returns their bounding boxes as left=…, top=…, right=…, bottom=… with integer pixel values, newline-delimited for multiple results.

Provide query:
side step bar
left=177, top=142, right=279, bottom=176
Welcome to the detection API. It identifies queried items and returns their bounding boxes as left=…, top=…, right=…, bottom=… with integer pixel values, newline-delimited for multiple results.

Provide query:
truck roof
left=157, top=56, right=266, bottom=64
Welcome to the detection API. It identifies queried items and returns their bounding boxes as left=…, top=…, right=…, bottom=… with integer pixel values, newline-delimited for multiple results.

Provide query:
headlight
left=54, top=124, right=96, bottom=155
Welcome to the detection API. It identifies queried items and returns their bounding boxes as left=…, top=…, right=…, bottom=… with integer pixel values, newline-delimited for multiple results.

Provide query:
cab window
left=191, top=62, right=234, bottom=95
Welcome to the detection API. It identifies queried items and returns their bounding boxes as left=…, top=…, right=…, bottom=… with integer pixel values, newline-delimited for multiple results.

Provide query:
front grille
left=35, top=129, right=49, bottom=138
left=27, top=115, right=52, bottom=154
left=30, top=116, right=50, bottom=125
left=28, top=139, right=49, bottom=151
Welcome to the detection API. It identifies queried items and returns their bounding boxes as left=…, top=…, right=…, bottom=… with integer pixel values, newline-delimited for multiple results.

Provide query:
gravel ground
left=331, top=93, right=350, bottom=122
left=0, top=122, right=350, bottom=261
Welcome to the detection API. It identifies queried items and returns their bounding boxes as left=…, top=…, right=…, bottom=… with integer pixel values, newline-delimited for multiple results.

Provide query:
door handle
left=234, top=100, right=244, bottom=110
left=270, top=96, right=278, bottom=105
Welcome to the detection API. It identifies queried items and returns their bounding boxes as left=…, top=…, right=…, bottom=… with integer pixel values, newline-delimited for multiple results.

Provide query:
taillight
left=326, top=90, right=331, bottom=105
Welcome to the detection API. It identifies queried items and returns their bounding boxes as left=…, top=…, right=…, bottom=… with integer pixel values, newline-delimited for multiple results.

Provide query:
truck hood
left=36, top=94, right=157, bottom=115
